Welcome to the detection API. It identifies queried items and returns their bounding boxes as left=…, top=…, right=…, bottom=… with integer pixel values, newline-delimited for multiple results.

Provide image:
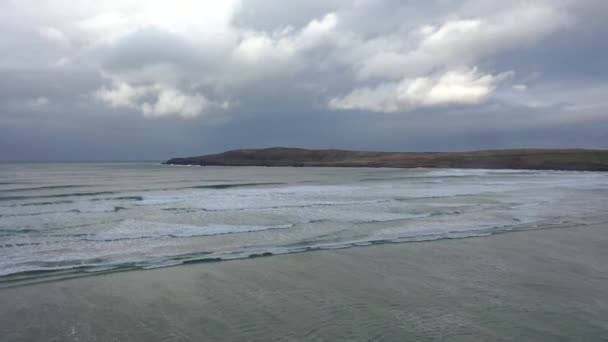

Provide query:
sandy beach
left=1, top=223, right=607, bottom=341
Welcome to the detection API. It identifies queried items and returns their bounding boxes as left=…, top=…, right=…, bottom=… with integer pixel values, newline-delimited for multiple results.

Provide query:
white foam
left=2, top=165, right=608, bottom=279
left=92, top=220, right=294, bottom=241
left=84, top=265, right=119, bottom=273
left=76, top=206, right=117, bottom=213
left=425, top=169, right=544, bottom=177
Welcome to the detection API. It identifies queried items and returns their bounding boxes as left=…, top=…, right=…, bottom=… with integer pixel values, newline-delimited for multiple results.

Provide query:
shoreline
left=1, top=222, right=607, bottom=341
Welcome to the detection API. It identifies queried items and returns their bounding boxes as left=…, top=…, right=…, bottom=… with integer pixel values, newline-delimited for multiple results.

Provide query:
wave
left=3, top=196, right=141, bottom=208
left=425, top=169, right=542, bottom=177
left=90, top=196, right=143, bottom=202
left=0, top=185, right=87, bottom=193
left=0, top=221, right=121, bottom=237
left=72, top=206, right=128, bottom=214
left=157, top=199, right=394, bottom=212
left=0, top=211, right=63, bottom=218
left=0, top=182, right=33, bottom=185
left=161, top=207, right=200, bottom=213
left=0, top=200, right=76, bottom=208
left=0, top=206, right=128, bottom=218
left=151, top=196, right=495, bottom=214
left=2, top=166, right=606, bottom=286
left=392, top=193, right=476, bottom=202
left=0, top=191, right=116, bottom=202
left=88, top=220, right=296, bottom=241
left=133, top=182, right=288, bottom=193
left=0, top=228, right=41, bottom=235
left=359, top=175, right=477, bottom=182
left=0, top=218, right=586, bottom=284
left=89, top=215, right=431, bottom=241
left=184, top=182, right=286, bottom=190
left=1, top=183, right=288, bottom=205
left=20, top=200, right=75, bottom=207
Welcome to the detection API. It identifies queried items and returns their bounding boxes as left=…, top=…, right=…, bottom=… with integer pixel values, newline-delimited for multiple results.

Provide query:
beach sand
left=1, top=223, right=607, bottom=341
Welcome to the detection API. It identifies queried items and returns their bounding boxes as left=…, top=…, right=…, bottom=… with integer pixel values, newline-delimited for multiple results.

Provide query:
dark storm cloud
left=0, top=0, right=607, bottom=161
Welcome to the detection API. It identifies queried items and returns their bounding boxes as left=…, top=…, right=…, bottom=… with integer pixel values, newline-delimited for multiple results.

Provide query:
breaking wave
left=1, top=163, right=607, bottom=286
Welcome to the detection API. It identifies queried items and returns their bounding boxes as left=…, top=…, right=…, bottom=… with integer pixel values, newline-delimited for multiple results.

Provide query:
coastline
left=1, top=223, right=607, bottom=341
left=165, top=147, right=608, bottom=171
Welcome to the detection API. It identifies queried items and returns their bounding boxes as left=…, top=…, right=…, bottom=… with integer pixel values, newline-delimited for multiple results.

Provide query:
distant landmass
left=164, top=147, right=608, bottom=171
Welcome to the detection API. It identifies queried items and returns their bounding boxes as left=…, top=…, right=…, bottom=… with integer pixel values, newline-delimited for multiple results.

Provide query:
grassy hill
left=165, top=147, right=608, bottom=171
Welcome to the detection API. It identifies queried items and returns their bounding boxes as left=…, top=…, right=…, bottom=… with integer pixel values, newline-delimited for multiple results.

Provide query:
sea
left=1, top=162, right=607, bottom=282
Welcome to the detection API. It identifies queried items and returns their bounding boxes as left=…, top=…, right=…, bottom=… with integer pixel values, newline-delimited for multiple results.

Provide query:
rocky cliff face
left=165, top=147, right=608, bottom=171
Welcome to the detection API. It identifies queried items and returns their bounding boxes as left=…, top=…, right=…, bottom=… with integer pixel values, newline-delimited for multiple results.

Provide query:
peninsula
left=164, top=147, right=608, bottom=171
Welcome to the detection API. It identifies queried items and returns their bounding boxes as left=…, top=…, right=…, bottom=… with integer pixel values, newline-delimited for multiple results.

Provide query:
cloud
left=141, top=86, right=209, bottom=118
left=95, top=79, right=147, bottom=108
left=355, top=3, right=568, bottom=81
left=232, top=13, right=337, bottom=65
left=26, top=96, right=50, bottom=108
left=95, top=79, right=211, bottom=118
left=513, top=84, right=527, bottom=92
left=330, top=68, right=513, bottom=112
left=325, top=2, right=569, bottom=113
left=1, top=0, right=608, bottom=160
left=5, top=1, right=575, bottom=117
left=38, top=26, right=71, bottom=48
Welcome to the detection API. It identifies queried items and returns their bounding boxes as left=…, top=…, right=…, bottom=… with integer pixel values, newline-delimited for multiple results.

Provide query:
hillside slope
left=165, top=147, right=608, bottom=171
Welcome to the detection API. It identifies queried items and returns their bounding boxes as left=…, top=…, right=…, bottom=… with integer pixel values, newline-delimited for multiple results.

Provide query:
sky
left=1, top=0, right=607, bottom=161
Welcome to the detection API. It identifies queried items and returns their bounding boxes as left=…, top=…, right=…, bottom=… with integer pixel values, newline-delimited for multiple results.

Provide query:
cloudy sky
left=1, top=0, right=607, bottom=160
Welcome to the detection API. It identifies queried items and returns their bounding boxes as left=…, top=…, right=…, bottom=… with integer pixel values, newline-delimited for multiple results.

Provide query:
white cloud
left=95, top=79, right=148, bottom=108
left=233, top=32, right=291, bottom=64
left=25, top=1, right=241, bottom=47
left=141, top=86, right=209, bottom=118
left=26, top=97, right=50, bottom=108
left=38, top=26, right=71, bottom=48
left=327, top=2, right=569, bottom=113
left=421, top=19, right=481, bottom=47
left=54, top=57, right=71, bottom=67
left=95, top=78, right=213, bottom=118
left=513, top=84, right=527, bottom=92
left=330, top=68, right=513, bottom=113
left=356, top=3, right=568, bottom=81
left=233, top=13, right=337, bottom=64
left=297, top=13, right=338, bottom=49
left=2, top=0, right=594, bottom=119
left=74, top=12, right=132, bottom=45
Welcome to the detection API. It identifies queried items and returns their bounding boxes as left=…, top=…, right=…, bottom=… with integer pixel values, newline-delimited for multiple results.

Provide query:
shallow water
left=1, top=162, right=607, bottom=280
left=1, top=224, right=607, bottom=341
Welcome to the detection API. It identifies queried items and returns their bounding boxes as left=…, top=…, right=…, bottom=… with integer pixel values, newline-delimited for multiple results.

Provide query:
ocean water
left=1, top=162, right=607, bottom=281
